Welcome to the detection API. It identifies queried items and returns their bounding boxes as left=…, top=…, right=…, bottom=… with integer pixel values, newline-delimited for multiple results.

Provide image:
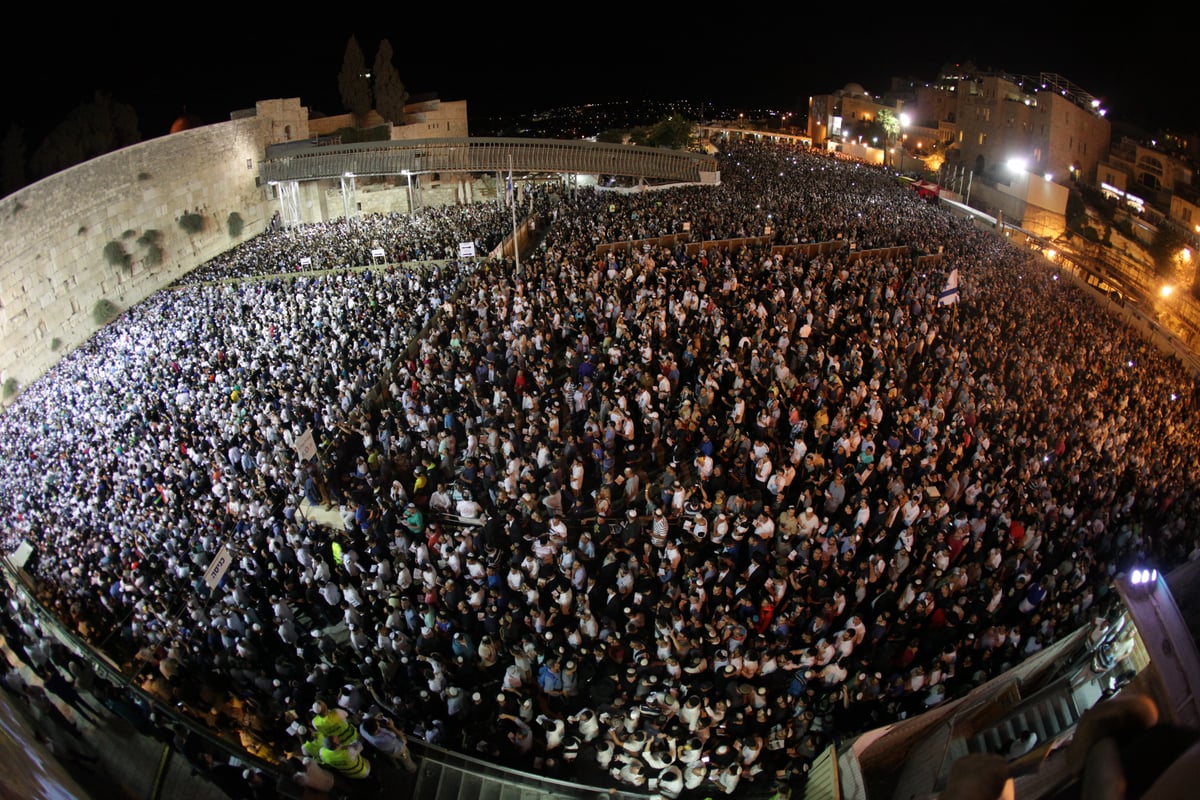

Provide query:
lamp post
left=1006, top=157, right=1031, bottom=230
left=341, top=171, right=356, bottom=221
left=509, top=153, right=520, bottom=278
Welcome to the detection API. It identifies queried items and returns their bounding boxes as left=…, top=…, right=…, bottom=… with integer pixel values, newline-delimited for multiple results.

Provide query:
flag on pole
left=938, top=268, right=960, bottom=307
left=506, top=172, right=513, bottom=207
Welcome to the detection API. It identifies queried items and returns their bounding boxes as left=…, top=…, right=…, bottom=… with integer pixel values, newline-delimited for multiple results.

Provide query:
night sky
left=1, top=16, right=1191, bottom=146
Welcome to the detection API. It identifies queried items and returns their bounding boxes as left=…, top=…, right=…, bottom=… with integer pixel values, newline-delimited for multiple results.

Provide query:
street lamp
left=341, top=171, right=356, bottom=221
left=1006, top=158, right=1031, bottom=230
left=897, top=113, right=910, bottom=171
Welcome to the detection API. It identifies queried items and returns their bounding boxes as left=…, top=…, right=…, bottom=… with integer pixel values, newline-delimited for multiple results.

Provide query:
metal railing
left=407, top=738, right=652, bottom=800
left=260, top=137, right=719, bottom=185
left=0, top=555, right=285, bottom=780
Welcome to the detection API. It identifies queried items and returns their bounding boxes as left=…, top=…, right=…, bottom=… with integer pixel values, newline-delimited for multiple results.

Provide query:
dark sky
left=2, top=17, right=1191, bottom=146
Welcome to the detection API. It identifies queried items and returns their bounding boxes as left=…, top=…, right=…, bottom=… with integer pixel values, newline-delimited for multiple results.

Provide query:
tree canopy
left=28, top=92, right=139, bottom=184
left=373, top=39, right=409, bottom=125
left=631, top=115, right=694, bottom=149
left=878, top=108, right=900, bottom=141
left=338, top=35, right=372, bottom=121
left=2, top=125, right=27, bottom=197
left=1150, top=223, right=1192, bottom=281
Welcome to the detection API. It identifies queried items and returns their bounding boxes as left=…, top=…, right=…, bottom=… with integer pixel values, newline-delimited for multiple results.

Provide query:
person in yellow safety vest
left=311, top=699, right=358, bottom=746
left=318, top=734, right=371, bottom=779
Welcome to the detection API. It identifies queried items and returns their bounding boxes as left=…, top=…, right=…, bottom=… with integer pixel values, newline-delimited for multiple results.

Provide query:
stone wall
left=0, top=118, right=275, bottom=400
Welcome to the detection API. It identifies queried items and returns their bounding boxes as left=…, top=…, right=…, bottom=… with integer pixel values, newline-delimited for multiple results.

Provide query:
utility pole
left=509, top=153, right=520, bottom=277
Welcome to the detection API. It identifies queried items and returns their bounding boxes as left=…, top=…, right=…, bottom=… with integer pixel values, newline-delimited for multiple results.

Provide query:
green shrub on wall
left=103, top=240, right=131, bottom=270
left=179, top=212, right=205, bottom=235
left=93, top=299, right=121, bottom=326
left=227, top=212, right=245, bottom=238
left=138, top=229, right=164, bottom=267
left=3, top=377, right=18, bottom=399
left=50, top=337, right=63, bottom=352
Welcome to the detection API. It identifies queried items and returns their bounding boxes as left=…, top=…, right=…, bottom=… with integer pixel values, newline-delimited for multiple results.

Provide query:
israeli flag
left=938, top=268, right=961, bottom=307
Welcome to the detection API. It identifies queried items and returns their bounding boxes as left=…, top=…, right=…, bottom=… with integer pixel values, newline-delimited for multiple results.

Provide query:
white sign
left=10, top=540, right=34, bottom=569
left=299, top=257, right=312, bottom=267
left=294, top=428, right=317, bottom=462
left=458, top=241, right=476, bottom=259
left=204, top=544, right=233, bottom=590
left=371, top=248, right=386, bottom=261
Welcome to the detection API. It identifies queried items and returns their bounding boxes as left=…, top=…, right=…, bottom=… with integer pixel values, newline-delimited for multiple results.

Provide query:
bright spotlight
left=1130, top=568, right=1158, bottom=586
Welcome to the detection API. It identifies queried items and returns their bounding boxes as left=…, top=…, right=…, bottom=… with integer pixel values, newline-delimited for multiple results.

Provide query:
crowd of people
left=176, top=203, right=513, bottom=286
left=2, top=139, right=1198, bottom=799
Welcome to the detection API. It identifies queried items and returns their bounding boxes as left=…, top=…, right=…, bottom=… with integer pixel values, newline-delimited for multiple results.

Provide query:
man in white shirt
left=429, top=484, right=453, bottom=513
left=455, top=492, right=484, bottom=520
left=359, top=714, right=417, bottom=773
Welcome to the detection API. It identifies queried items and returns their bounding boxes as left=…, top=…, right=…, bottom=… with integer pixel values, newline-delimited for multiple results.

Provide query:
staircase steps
left=968, top=689, right=1081, bottom=755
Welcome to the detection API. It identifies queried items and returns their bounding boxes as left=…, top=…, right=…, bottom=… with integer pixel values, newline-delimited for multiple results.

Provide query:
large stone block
left=0, top=118, right=274, bottom=386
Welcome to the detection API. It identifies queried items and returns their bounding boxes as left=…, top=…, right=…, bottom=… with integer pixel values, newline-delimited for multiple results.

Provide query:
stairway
left=413, top=761, right=571, bottom=800
left=967, top=689, right=1079, bottom=755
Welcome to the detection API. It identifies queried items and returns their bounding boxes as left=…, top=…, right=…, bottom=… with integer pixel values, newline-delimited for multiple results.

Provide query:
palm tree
left=878, top=109, right=900, bottom=168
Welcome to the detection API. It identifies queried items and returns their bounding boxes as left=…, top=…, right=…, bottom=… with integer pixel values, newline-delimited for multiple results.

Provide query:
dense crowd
left=2, top=140, right=1198, bottom=799
left=176, top=203, right=513, bottom=285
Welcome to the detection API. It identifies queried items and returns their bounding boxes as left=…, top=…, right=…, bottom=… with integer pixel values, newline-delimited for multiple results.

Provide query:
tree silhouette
left=878, top=108, right=901, bottom=166
left=2, top=125, right=26, bottom=197
left=373, top=39, right=409, bottom=126
left=29, top=92, right=139, bottom=183
left=338, top=35, right=372, bottom=123
left=634, top=115, right=695, bottom=149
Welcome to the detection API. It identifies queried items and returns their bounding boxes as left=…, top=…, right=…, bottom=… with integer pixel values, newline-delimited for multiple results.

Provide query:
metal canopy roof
left=259, top=136, right=719, bottom=184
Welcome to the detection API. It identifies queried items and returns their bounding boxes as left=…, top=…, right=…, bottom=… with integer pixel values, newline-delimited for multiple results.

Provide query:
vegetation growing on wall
left=178, top=211, right=206, bottom=235
left=227, top=212, right=245, bottom=238
left=138, top=172, right=151, bottom=181
left=138, top=229, right=164, bottom=267
left=3, top=377, right=19, bottom=399
left=103, top=240, right=131, bottom=270
left=92, top=298, right=121, bottom=325
left=50, top=337, right=63, bottom=352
